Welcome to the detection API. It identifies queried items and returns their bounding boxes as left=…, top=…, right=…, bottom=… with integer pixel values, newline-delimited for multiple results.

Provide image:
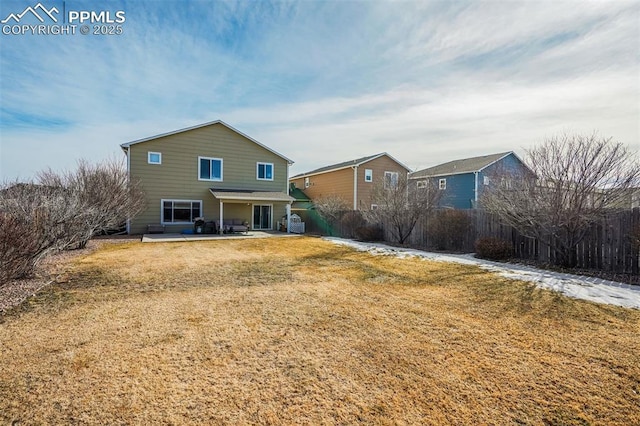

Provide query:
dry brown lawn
left=1, top=237, right=639, bottom=425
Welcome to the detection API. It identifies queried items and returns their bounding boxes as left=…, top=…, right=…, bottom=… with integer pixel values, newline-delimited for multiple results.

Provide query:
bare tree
left=313, top=195, right=349, bottom=236
left=365, top=173, right=441, bottom=244
left=482, top=132, right=640, bottom=267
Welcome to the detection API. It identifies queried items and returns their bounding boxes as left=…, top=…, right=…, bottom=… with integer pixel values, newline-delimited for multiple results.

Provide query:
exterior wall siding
left=290, top=167, right=354, bottom=209
left=433, top=173, right=476, bottom=209
left=290, top=155, right=409, bottom=211
left=128, top=123, right=289, bottom=234
left=356, top=156, right=409, bottom=210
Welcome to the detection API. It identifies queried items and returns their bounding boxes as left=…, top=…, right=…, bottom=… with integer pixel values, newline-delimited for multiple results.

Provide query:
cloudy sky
left=1, top=0, right=638, bottom=180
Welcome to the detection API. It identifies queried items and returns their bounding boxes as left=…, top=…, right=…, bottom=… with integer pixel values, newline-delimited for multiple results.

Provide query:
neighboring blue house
left=409, top=151, right=532, bottom=209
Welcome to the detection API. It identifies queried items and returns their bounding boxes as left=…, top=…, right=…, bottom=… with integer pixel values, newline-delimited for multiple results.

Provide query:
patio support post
left=219, top=200, right=224, bottom=234
left=286, top=203, right=291, bottom=234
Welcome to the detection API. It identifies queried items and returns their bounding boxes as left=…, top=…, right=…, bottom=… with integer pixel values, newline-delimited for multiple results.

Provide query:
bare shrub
left=37, top=158, right=145, bottom=249
left=313, top=195, right=349, bottom=236
left=475, top=237, right=513, bottom=261
left=428, top=209, right=472, bottom=251
left=340, top=210, right=366, bottom=238
left=0, top=213, right=41, bottom=282
left=0, top=158, right=145, bottom=283
left=354, top=225, right=384, bottom=242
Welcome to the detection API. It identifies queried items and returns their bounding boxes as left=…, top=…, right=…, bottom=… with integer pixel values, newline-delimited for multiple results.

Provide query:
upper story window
left=384, top=171, right=399, bottom=189
left=364, top=169, right=373, bottom=182
left=257, top=162, right=274, bottom=181
left=483, top=176, right=490, bottom=186
left=198, top=157, right=223, bottom=181
left=148, top=152, right=162, bottom=165
left=304, top=177, right=310, bottom=188
left=416, top=180, right=427, bottom=189
left=439, top=178, right=447, bottom=190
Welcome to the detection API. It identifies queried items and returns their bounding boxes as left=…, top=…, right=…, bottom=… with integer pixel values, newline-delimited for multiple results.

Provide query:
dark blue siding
left=434, top=173, right=476, bottom=209
left=427, top=153, right=530, bottom=209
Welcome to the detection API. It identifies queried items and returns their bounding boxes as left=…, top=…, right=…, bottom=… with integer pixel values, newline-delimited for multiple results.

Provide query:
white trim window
left=364, top=169, right=373, bottom=182
left=483, top=176, right=490, bottom=186
left=148, top=152, right=162, bottom=165
left=257, top=162, right=274, bottom=181
left=384, top=171, right=399, bottom=189
left=304, top=177, right=310, bottom=188
left=416, top=180, right=427, bottom=189
left=371, top=204, right=378, bottom=210
left=439, top=178, right=447, bottom=190
left=198, top=156, right=223, bottom=181
left=161, top=199, right=202, bottom=224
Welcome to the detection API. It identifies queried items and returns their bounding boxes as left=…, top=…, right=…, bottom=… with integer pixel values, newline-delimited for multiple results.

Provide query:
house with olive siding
left=121, top=120, right=294, bottom=234
left=289, top=153, right=410, bottom=210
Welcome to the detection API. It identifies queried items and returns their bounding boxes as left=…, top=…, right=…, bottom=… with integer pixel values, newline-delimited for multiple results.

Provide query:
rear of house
left=122, top=121, right=294, bottom=234
left=289, top=153, right=410, bottom=210
left=409, top=152, right=530, bottom=209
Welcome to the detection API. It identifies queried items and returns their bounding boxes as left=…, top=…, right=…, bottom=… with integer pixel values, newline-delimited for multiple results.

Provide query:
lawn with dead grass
left=1, top=237, right=639, bottom=425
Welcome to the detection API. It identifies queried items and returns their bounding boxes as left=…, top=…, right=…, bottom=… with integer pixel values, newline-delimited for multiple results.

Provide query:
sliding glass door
left=252, top=205, right=272, bottom=230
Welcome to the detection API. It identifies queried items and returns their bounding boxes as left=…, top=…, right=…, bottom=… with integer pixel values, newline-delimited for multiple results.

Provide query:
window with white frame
left=161, top=200, right=202, bottom=224
left=257, top=162, right=274, bottom=181
left=148, top=152, right=162, bottom=164
left=198, top=157, right=223, bottom=181
left=384, top=171, right=399, bottom=189
left=483, top=176, right=490, bottom=186
left=371, top=204, right=378, bottom=210
left=439, top=178, right=447, bottom=190
left=416, top=180, right=427, bottom=189
left=304, top=177, right=310, bottom=188
left=364, top=169, right=373, bottom=182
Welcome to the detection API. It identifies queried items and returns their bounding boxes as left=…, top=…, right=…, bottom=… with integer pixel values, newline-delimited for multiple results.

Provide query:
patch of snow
left=324, top=237, right=640, bottom=310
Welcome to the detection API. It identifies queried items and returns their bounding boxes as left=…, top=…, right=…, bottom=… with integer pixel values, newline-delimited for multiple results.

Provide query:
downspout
left=126, top=146, right=131, bottom=234
left=286, top=162, right=291, bottom=233
left=474, top=171, right=479, bottom=207
left=352, top=165, right=358, bottom=210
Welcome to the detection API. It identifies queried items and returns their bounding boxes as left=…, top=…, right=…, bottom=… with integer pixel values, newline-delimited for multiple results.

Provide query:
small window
left=199, top=157, right=223, bottom=181
left=148, top=152, right=162, bottom=164
left=364, top=169, right=373, bottom=182
left=257, top=162, right=274, bottom=181
left=371, top=204, right=378, bottom=210
left=416, top=180, right=427, bottom=189
left=161, top=200, right=202, bottom=224
left=483, top=176, right=490, bottom=186
left=439, top=178, right=447, bottom=190
left=304, top=177, right=310, bottom=188
left=384, top=171, right=399, bottom=189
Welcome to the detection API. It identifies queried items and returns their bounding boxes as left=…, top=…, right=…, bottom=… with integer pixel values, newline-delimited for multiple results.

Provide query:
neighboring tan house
left=289, top=153, right=411, bottom=210
left=409, top=151, right=531, bottom=209
left=121, top=120, right=294, bottom=234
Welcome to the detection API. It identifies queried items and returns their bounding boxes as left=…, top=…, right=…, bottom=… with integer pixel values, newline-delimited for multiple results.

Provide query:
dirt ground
left=1, top=237, right=639, bottom=425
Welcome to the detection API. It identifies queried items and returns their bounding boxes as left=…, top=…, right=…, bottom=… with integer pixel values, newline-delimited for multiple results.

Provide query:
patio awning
left=209, top=189, right=295, bottom=203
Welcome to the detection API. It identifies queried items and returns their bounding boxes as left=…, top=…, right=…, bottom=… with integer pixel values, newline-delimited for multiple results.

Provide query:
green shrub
left=475, top=237, right=513, bottom=261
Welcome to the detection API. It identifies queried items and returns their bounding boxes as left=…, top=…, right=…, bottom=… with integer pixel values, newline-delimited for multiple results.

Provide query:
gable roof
left=410, top=152, right=519, bottom=179
left=292, top=152, right=410, bottom=179
left=120, top=120, right=293, bottom=164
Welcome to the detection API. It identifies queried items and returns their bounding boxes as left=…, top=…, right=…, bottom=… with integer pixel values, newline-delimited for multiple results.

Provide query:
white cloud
left=1, top=0, right=638, bottom=180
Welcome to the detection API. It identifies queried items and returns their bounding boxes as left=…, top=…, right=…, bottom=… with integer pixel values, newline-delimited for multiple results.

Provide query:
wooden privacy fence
left=302, top=207, right=640, bottom=275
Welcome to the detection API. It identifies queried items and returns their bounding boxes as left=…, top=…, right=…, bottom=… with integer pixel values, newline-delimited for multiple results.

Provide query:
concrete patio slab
left=142, top=231, right=304, bottom=243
